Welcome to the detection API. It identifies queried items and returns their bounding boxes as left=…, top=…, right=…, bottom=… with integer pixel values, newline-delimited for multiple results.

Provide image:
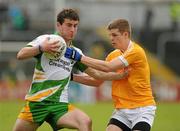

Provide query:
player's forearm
left=99, top=71, right=127, bottom=80
left=73, top=74, right=103, bottom=87
left=17, top=46, right=40, bottom=60
left=81, top=56, right=113, bottom=72
left=93, top=71, right=126, bottom=80
left=85, top=68, right=125, bottom=81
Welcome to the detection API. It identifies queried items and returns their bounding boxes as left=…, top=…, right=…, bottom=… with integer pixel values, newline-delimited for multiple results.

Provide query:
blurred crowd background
left=0, top=0, right=180, bottom=103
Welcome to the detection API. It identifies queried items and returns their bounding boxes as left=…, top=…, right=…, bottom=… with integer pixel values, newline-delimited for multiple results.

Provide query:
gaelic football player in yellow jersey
left=65, top=19, right=156, bottom=131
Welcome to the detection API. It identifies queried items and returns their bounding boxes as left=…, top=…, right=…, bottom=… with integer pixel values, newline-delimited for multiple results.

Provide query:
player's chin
left=68, top=37, right=73, bottom=41
left=111, top=43, right=116, bottom=48
left=69, top=34, right=74, bottom=39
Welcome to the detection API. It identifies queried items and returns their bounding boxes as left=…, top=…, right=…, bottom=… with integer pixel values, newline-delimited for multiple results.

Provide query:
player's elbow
left=90, top=81, right=102, bottom=87
left=17, top=53, right=22, bottom=60
left=94, top=81, right=103, bottom=87
left=17, top=51, right=25, bottom=60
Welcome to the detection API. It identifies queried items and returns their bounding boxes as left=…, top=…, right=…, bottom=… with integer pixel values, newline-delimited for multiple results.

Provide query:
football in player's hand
left=44, top=34, right=66, bottom=60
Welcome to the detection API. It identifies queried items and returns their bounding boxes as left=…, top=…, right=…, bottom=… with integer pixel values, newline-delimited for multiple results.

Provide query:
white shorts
left=110, top=105, right=156, bottom=129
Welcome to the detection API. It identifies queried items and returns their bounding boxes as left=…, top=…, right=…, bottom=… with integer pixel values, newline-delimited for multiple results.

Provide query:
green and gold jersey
left=25, top=34, right=87, bottom=103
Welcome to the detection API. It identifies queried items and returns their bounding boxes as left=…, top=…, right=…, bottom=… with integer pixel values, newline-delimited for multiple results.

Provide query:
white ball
left=44, top=34, right=67, bottom=60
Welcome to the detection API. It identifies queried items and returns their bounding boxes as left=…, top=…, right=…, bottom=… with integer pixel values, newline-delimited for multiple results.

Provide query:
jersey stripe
left=26, top=86, right=60, bottom=101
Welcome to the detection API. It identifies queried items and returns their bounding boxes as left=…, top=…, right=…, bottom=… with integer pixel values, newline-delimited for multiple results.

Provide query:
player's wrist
left=39, top=45, right=43, bottom=53
left=36, top=44, right=43, bottom=53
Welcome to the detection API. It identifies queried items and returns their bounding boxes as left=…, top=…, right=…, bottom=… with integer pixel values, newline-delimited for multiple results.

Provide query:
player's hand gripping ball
left=44, top=35, right=67, bottom=60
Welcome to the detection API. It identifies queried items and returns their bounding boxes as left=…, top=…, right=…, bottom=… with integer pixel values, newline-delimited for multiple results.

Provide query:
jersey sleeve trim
left=118, top=55, right=129, bottom=67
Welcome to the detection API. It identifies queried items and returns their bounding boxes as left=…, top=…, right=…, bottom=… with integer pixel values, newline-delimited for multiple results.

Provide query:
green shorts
left=18, top=101, right=75, bottom=130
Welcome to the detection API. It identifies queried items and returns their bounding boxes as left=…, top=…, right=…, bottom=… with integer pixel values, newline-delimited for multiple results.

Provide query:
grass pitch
left=0, top=101, right=180, bottom=131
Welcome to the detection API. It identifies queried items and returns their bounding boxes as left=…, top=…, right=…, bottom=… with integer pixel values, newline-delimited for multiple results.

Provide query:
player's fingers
left=51, top=40, right=59, bottom=45
left=51, top=48, right=59, bottom=52
left=52, top=44, right=60, bottom=48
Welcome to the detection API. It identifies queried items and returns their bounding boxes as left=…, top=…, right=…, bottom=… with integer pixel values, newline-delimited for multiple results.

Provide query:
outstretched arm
left=73, top=73, right=103, bottom=87
left=65, top=47, right=126, bottom=72
left=73, top=67, right=128, bottom=87
left=84, top=67, right=128, bottom=80
left=81, top=55, right=125, bottom=72
left=17, top=46, right=41, bottom=60
left=17, top=38, right=60, bottom=60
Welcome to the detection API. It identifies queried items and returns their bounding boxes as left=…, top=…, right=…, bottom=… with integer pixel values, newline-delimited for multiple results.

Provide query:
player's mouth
left=69, top=33, right=74, bottom=38
left=111, top=43, right=116, bottom=46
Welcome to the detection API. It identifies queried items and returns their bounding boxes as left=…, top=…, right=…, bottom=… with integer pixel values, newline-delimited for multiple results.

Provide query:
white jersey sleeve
left=27, top=34, right=49, bottom=47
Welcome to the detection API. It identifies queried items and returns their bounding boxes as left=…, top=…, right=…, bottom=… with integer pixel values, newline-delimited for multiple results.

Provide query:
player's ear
left=124, top=32, right=129, bottom=38
left=57, top=22, right=63, bottom=28
left=57, top=22, right=63, bottom=32
left=57, top=22, right=60, bottom=27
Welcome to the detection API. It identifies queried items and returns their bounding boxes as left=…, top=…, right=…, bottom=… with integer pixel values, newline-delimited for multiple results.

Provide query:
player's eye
left=66, top=23, right=72, bottom=27
left=112, top=34, right=117, bottom=37
left=74, top=24, right=78, bottom=28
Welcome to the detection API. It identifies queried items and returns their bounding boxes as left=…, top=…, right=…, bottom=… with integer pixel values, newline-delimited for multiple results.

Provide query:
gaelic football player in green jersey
left=13, top=8, right=127, bottom=131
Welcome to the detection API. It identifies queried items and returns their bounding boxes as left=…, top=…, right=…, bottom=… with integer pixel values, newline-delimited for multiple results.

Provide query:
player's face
left=57, top=19, right=79, bottom=44
left=108, top=29, right=128, bottom=50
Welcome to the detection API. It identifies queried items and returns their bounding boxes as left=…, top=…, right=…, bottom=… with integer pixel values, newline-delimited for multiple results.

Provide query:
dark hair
left=57, top=8, right=79, bottom=24
left=107, top=19, right=131, bottom=37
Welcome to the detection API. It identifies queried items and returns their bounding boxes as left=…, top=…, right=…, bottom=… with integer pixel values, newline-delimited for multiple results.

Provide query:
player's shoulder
left=34, top=34, right=62, bottom=41
left=108, top=49, right=121, bottom=56
left=132, top=41, right=142, bottom=49
left=27, top=34, right=48, bottom=46
left=131, top=41, right=146, bottom=57
left=31, top=34, right=49, bottom=43
left=35, top=34, right=49, bottom=40
left=106, top=49, right=121, bottom=60
left=131, top=41, right=145, bottom=53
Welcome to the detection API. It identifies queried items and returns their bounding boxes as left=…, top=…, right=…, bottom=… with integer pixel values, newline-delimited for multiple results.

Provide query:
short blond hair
left=107, top=19, right=131, bottom=38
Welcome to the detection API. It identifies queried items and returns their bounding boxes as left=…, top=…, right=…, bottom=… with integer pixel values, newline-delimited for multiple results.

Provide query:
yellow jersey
left=106, top=41, right=156, bottom=109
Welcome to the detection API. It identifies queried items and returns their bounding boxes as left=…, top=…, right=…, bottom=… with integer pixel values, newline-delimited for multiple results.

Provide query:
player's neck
left=66, top=41, right=73, bottom=47
left=121, top=40, right=131, bottom=52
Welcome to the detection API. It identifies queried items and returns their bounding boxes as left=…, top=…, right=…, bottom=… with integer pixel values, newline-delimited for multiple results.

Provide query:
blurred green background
left=1, top=101, right=180, bottom=131
left=1, top=0, right=180, bottom=131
